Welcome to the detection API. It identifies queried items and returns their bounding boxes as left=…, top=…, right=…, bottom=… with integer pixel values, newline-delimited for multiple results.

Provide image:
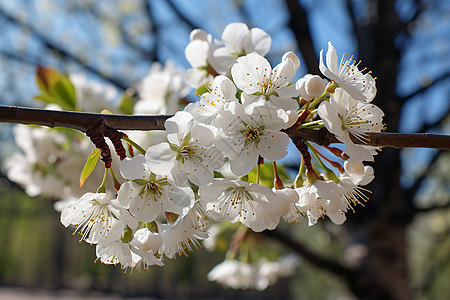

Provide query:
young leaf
left=80, top=148, right=102, bottom=188
left=119, top=93, right=134, bottom=115
left=36, top=65, right=61, bottom=92
left=53, top=78, right=76, bottom=110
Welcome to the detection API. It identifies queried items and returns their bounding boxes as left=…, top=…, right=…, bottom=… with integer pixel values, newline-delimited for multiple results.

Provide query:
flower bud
left=282, top=51, right=300, bottom=70
left=305, top=75, right=327, bottom=98
left=344, top=159, right=365, bottom=176
left=130, top=228, right=162, bottom=252
left=189, top=29, right=207, bottom=41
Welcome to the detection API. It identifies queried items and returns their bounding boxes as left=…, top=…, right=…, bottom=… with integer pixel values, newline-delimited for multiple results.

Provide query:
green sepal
left=214, top=171, right=225, bottom=178
left=145, top=221, right=158, bottom=232
left=169, top=143, right=179, bottom=152
left=195, top=84, right=210, bottom=96
left=121, top=226, right=133, bottom=243
left=132, top=179, right=148, bottom=186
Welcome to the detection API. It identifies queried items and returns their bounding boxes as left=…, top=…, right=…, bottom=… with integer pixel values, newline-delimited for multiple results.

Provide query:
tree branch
left=283, top=0, right=319, bottom=75
left=399, top=71, right=450, bottom=102
left=0, top=105, right=169, bottom=133
left=0, top=7, right=128, bottom=90
left=165, top=0, right=198, bottom=30
left=1, top=105, right=450, bottom=150
left=263, top=229, right=354, bottom=279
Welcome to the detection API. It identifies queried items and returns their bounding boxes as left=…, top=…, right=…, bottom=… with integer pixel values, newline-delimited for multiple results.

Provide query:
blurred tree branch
left=284, top=0, right=319, bottom=74
left=0, top=7, right=128, bottom=90
left=263, top=229, right=354, bottom=279
left=165, top=0, right=199, bottom=30
left=399, top=71, right=450, bottom=103
left=84, top=5, right=157, bottom=61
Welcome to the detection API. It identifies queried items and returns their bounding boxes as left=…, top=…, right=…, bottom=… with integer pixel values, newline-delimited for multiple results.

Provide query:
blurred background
left=0, top=0, right=449, bottom=299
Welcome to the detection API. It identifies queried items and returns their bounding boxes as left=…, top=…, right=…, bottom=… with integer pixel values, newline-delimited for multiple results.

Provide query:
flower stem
left=97, top=168, right=108, bottom=193
left=297, top=120, right=325, bottom=129
left=293, top=139, right=322, bottom=183
left=122, top=136, right=146, bottom=155
left=294, top=156, right=305, bottom=188
left=309, top=81, right=337, bottom=109
left=109, top=167, right=122, bottom=191
left=306, top=141, right=340, bottom=182
left=256, top=164, right=260, bottom=185
left=273, top=161, right=284, bottom=189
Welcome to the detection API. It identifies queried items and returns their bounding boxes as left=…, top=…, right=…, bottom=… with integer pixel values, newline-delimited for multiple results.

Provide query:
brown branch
left=0, top=105, right=168, bottom=133
left=285, top=127, right=450, bottom=151
left=1, top=105, right=450, bottom=150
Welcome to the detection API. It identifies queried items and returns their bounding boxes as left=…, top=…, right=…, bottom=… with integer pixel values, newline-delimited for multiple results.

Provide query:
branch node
left=85, top=120, right=127, bottom=168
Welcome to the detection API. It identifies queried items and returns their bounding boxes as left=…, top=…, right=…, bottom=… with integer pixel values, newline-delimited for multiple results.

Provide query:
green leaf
left=34, top=93, right=59, bottom=106
left=119, top=93, right=134, bottom=115
left=80, top=148, right=102, bottom=188
left=53, top=77, right=76, bottom=110
left=36, top=65, right=61, bottom=93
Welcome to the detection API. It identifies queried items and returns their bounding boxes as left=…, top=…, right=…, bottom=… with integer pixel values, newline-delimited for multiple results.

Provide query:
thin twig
left=1, top=105, right=450, bottom=150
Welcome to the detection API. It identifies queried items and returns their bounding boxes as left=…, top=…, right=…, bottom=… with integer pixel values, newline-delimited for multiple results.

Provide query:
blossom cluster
left=4, top=23, right=384, bottom=289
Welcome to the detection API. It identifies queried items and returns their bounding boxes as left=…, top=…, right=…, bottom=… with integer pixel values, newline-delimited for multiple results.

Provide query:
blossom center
left=240, top=124, right=263, bottom=145
left=261, top=78, right=273, bottom=94
left=177, top=145, right=202, bottom=163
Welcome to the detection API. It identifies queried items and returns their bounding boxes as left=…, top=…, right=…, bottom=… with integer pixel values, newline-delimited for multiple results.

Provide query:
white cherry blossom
left=157, top=201, right=211, bottom=259
left=185, top=75, right=238, bottom=125
left=231, top=52, right=299, bottom=101
left=207, top=259, right=256, bottom=289
left=60, top=192, right=124, bottom=244
left=96, top=239, right=163, bottom=271
left=319, top=41, right=376, bottom=101
left=130, top=227, right=163, bottom=253
left=184, top=30, right=221, bottom=88
left=117, top=155, right=194, bottom=222
left=214, top=101, right=289, bottom=176
left=296, top=74, right=328, bottom=100
left=146, top=111, right=224, bottom=186
left=199, top=179, right=290, bottom=232
left=284, top=180, right=346, bottom=226
left=70, top=73, right=118, bottom=113
left=211, top=22, right=271, bottom=74
left=318, top=88, right=384, bottom=161
left=134, top=61, right=190, bottom=115
left=255, top=254, right=300, bottom=290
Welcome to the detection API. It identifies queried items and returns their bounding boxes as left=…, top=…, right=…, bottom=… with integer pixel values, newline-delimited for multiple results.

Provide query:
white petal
left=120, top=155, right=147, bottom=180
left=249, top=27, right=271, bottom=55
left=326, top=41, right=339, bottom=73
left=222, top=22, right=250, bottom=54
left=191, top=124, right=214, bottom=147
left=164, top=186, right=194, bottom=214
left=146, top=142, right=176, bottom=175
left=185, top=40, right=209, bottom=67
left=117, top=181, right=141, bottom=209
left=229, top=143, right=259, bottom=176
left=258, top=130, right=289, bottom=161
left=185, top=68, right=210, bottom=88
left=165, top=111, right=194, bottom=145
